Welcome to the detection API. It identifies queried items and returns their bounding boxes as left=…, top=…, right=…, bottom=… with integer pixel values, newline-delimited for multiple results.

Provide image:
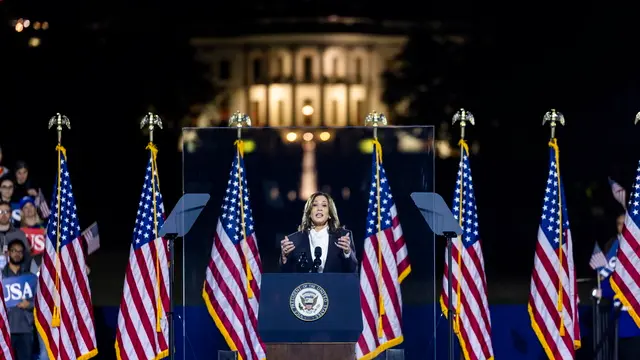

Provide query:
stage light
left=436, top=140, right=452, bottom=159
left=15, top=23, right=23, bottom=32
left=243, top=139, right=256, bottom=153
left=286, top=132, right=297, bottom=142
left=302, top=132, right=314, bottom=141
left=301, top=105, right=314, bottom=116
left=358, top=139, right=374, bottom=154
left=319, top=132, right=330, bottom=141
left=23, top=20, right=30, bottom=28
left=28, top=37, right=40, bottom=47
left=342, top=187, right=351, bottom=200
left=42, top=22, right=49, bottom=30
left=269, top=187, right=280, bottom=201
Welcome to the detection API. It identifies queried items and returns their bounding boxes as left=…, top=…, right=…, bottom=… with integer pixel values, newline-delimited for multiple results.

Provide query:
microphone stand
left=165, top=233, right=178, bottom=360
left=311, top=258, right=321, bottom=273
left=443, top=231, right=457, bottom=360
left=613, top=303, right=621, bottom=360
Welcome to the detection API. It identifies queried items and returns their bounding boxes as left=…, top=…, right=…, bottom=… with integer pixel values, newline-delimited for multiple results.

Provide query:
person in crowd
left=279, top=191, right=357, bottom=273
left=594, top=213, right=640, bottom=360
left=603, top=213, right=625, bottom=254
left=12, top=161, right=38, bottom=202
left=0, top=177, right=16, bottom=208
left=18, top=197, right=43, bottom=230
left=3, top=239, right=35, bottom=360
left=0, top=201, right=31, bottom=271
left=0, top=147, right=9, bottom=178
left=0, top=177, right=21, bottom=227
left=15, top=196, right=48, bottom=359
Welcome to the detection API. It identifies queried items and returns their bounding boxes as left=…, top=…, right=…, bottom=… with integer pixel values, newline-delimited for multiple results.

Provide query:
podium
left=258, top=273, right=363, bottom=360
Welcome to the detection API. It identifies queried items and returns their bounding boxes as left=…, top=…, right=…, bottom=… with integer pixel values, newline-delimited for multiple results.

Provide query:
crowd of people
left=0, top=147, right=50, bottom=360
left=592, top=214, right=640, bottom=360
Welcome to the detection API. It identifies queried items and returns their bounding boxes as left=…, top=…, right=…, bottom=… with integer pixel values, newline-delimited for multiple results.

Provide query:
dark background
left=1, top=0, right=637, bottom=307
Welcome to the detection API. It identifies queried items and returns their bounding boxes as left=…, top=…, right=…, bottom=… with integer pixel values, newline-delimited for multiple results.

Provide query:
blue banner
left=599, top=236, right=620, bottom=278
left=2, top=274, right=37, bottom=308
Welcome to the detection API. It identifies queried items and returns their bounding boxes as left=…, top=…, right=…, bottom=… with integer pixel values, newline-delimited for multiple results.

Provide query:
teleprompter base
left=265, top=343, right=355, bottom=360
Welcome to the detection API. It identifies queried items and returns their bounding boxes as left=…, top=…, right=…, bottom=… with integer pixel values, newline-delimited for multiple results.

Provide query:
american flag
left=589, top=242, right=608, bottom=271
left=610, top=161, right=640, bottom=328
left=440, top=141, right=493, bottom=360
left=599, top=236, right=619, bottom=279
left=528, top=140, right=580, bottom=360
left=115, top=147, right=169, bottom=360
left=81, top=222, right=100, bottom=255
left=202, top=142, right=265, bottom=360
left=34, top=146, right=97, bottom=360
left=35, top=187, right=51, bottom=219
left=356, top=141, right=410, bottom=360
left=0, top=280, right=13, bottom=360
left=608, top=177, right=627, bottom=209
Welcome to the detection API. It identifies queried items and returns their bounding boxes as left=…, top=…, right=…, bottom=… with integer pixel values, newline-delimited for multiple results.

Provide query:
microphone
left=311, top=246, right=322, bottom=273
left=296, top=251, right=309, bottom=273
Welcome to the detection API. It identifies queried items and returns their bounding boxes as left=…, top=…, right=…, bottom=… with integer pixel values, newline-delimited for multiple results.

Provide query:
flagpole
left=140, top=112, right=172, bottom=358
left=141, top=112, right=163, bottom=143
left=228, top=111, right=255, bottom=299
left=543, top=109, right=567, bottom=336
left=47, top=113, right=70, bottom=327
left=451, top=108, right=475, bottom=360
left=543, top=109, right=565, bottom=140
left=48, top=113, right=70, bottom=144
left=365, top=111, right=389, bottom=340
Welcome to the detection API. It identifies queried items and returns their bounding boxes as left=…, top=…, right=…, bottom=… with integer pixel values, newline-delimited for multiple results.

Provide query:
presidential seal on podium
left=289, top=282, right=329, bottom=322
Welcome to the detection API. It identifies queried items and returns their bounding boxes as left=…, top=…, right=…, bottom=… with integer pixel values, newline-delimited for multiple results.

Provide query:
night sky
left=2, top=1, right=640, bottom=298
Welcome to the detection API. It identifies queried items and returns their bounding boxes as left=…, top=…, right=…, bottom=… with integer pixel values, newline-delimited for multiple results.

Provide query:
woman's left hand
left=336, top=236, right=351, bottom=254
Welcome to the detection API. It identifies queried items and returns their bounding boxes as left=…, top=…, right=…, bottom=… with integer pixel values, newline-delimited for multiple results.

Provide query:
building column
left=319, top=46, right=326, bottom=126
left=291, top=46, right=298, bottom=126
left=345, top=46, right=352, bottom=125
left=243, top=46, right=250, bottom=117
left=264, top=49, right=270, bottom=126
left=367, top=45, right=375, bottom=115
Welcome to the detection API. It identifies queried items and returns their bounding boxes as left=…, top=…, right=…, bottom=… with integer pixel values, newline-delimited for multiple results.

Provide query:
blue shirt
left=601, top=267, right=640, bottom=338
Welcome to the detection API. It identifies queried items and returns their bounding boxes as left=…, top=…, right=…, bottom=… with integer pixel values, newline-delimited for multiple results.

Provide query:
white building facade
left=191, top=32, right=407, bottom=126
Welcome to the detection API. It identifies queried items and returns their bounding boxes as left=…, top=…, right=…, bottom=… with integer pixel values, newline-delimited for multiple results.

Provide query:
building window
left=252, top=58, right=262, bottom=83
left=302, top=99, right=313, bottom=125
left=219, top=60, right=230, bottom=80
left=303, top=56, right=313, bottom=82
left=355, top=58, right=363, bottom=83
left=277, top=100, right=284, bottom=125
left=331, top=99, right=338, bottom=125
left=251, top=101, right=260, bottom=125
left=356, top=100, right=365, bottom=124
left=276, top=57, right=284, bottom=79
left=333, top=57, right=339, bottom=78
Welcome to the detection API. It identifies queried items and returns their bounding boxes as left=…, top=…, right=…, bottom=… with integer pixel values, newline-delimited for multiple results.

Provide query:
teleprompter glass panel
left=180, top=126, right=436, bottom=360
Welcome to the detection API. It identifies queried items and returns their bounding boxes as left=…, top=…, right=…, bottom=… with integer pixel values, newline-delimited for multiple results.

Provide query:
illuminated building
left=187, top=16, right=442, bottom=200
left=190, top=16, right=410, bottom=126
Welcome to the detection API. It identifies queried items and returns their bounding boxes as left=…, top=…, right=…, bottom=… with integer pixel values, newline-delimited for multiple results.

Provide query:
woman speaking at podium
left=279, top=192, right=357, bottom=273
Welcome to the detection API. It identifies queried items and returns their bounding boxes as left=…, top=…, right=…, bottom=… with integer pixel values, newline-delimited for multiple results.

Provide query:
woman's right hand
left=280, top=236, right=295, bottom=264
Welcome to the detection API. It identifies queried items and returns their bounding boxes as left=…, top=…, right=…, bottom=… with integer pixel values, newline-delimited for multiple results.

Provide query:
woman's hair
left=298, top=191, right=342, bottom=232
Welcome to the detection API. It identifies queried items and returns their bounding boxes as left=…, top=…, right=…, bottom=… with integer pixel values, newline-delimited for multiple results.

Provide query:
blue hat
left=19, top=196, right=35, bottom=209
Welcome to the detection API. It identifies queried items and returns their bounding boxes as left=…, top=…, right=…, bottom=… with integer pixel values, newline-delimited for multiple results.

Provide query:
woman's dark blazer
left=279, top=227, right=357, bottom=273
